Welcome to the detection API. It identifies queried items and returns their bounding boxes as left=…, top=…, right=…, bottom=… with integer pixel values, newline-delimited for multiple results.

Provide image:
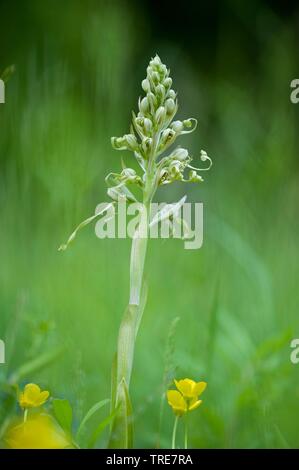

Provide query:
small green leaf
left=108, top=379, right=133, bottom=449
left=58, top=203, right=114, bottom=251
left=88, top=406, right=119, bottom=449
left=111, top=353, right=117, bottom=412
left=52, top=398, right=73, bottom=434
left=76, top=398, right=110, bottom=440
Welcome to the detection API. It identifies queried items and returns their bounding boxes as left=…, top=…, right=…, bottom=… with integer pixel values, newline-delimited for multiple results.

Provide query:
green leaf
left=58, top=202, right=114, bottom=251
left=116, top=304, right=138, bottom=387
left=129, top=225, right=148, bottom=306
left=110, top=353, right=117, bottom=412
left=149, top=195, right=187, bottom=228
left=76, top=398, right=110, bottom=440
left=88, top=406, right=119, bottom=449
left=52, top=398, right=73, bottom=434
left=108, top=378, right=133, bottom=449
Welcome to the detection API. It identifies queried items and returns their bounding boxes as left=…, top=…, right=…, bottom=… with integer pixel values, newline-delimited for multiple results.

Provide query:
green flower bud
left=143, top=118, right=153, bottom=135
left=142, top=78, right=151, bottom=93
left=140, top=97, right=150, bottom=115
left=157, top=63, right=167, bottom=77
left=121, top=168, right=137, bottom=182
left=171, top=120, right=184, bottom=133
left=172, top=148, right=189, bottom=161
left=124, top=168, right=135, bottom=177
left=107, top=187, right=126, bottom=202
left=150, top=71, right=160, bottom=85
left=147, top=92, right=157, bottom=112
left=160, top=128, right=176, bottom=147
left=183, top=119, right=193, bottom=128
left=111, top=136, right=125, bottom=150
left=124, top=134, right=138, bottom=151
left=155, top=106, right=166, bottom=126
left=168, top=89, right=176, bottom=100
left=141, top=137, right=152, bottom=156
left=169, top=160, right=183, bottom=179
left=151, top=55, right=161, bottom=67
left=158, top=168, right=169, bottom=185
left=135, top=116, right=144, bottom=127
left=165, top=98, right=176, bottom=116
left=188, top=170, right=203, bottom=182
left=155, top=84, right=165, bottom=102
left=200, top=150, right=208, bottom=161
left=163, top=77, right=172, bottom=90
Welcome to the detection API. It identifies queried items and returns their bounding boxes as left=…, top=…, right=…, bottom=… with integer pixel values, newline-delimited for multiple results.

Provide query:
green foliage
left=52, top=399, right=73, bottom=434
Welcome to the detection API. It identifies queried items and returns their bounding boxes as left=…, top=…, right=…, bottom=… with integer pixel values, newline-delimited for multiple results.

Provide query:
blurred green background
left=1, top=0, right=299, bottom=448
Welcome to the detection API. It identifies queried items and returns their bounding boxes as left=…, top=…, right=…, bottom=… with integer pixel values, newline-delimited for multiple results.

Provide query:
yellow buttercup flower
left=167, top=390, right=187, bottom=416
left=5, top=413, right=72, bottom=449
left=167, top=378, right=207, bottom=416
left=174, top=378, right=207, bottom=399
left=19, top=383, right=50, bottom=409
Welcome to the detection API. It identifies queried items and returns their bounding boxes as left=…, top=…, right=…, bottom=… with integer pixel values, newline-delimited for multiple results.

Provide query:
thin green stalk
left=172, top=416, right=179, bottom=449
left=184, top=414, right=188, bottom=449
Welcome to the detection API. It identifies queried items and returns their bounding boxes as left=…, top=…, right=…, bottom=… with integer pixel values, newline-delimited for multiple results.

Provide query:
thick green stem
left=110, top=157, right=156, bottom=448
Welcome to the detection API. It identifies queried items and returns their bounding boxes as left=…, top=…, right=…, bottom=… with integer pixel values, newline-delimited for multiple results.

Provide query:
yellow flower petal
left=5, top=414, right=72, bottom=449
left=167, top=390, right=187, bottom=416
left=36, top=391, right=50, bottom=406
left=193, top=381, right=207, bottom=397
left=18, top=383, right=50, bottom=409
left=174, top=379, right=196, bottom=398
left=24, top=383, right=41, bottom=401
left=188, top=399, right=202, bottom=411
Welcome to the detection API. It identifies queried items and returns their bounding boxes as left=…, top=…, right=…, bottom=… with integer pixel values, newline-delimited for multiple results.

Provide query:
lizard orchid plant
left=60, top=55, right=211, bottom=448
